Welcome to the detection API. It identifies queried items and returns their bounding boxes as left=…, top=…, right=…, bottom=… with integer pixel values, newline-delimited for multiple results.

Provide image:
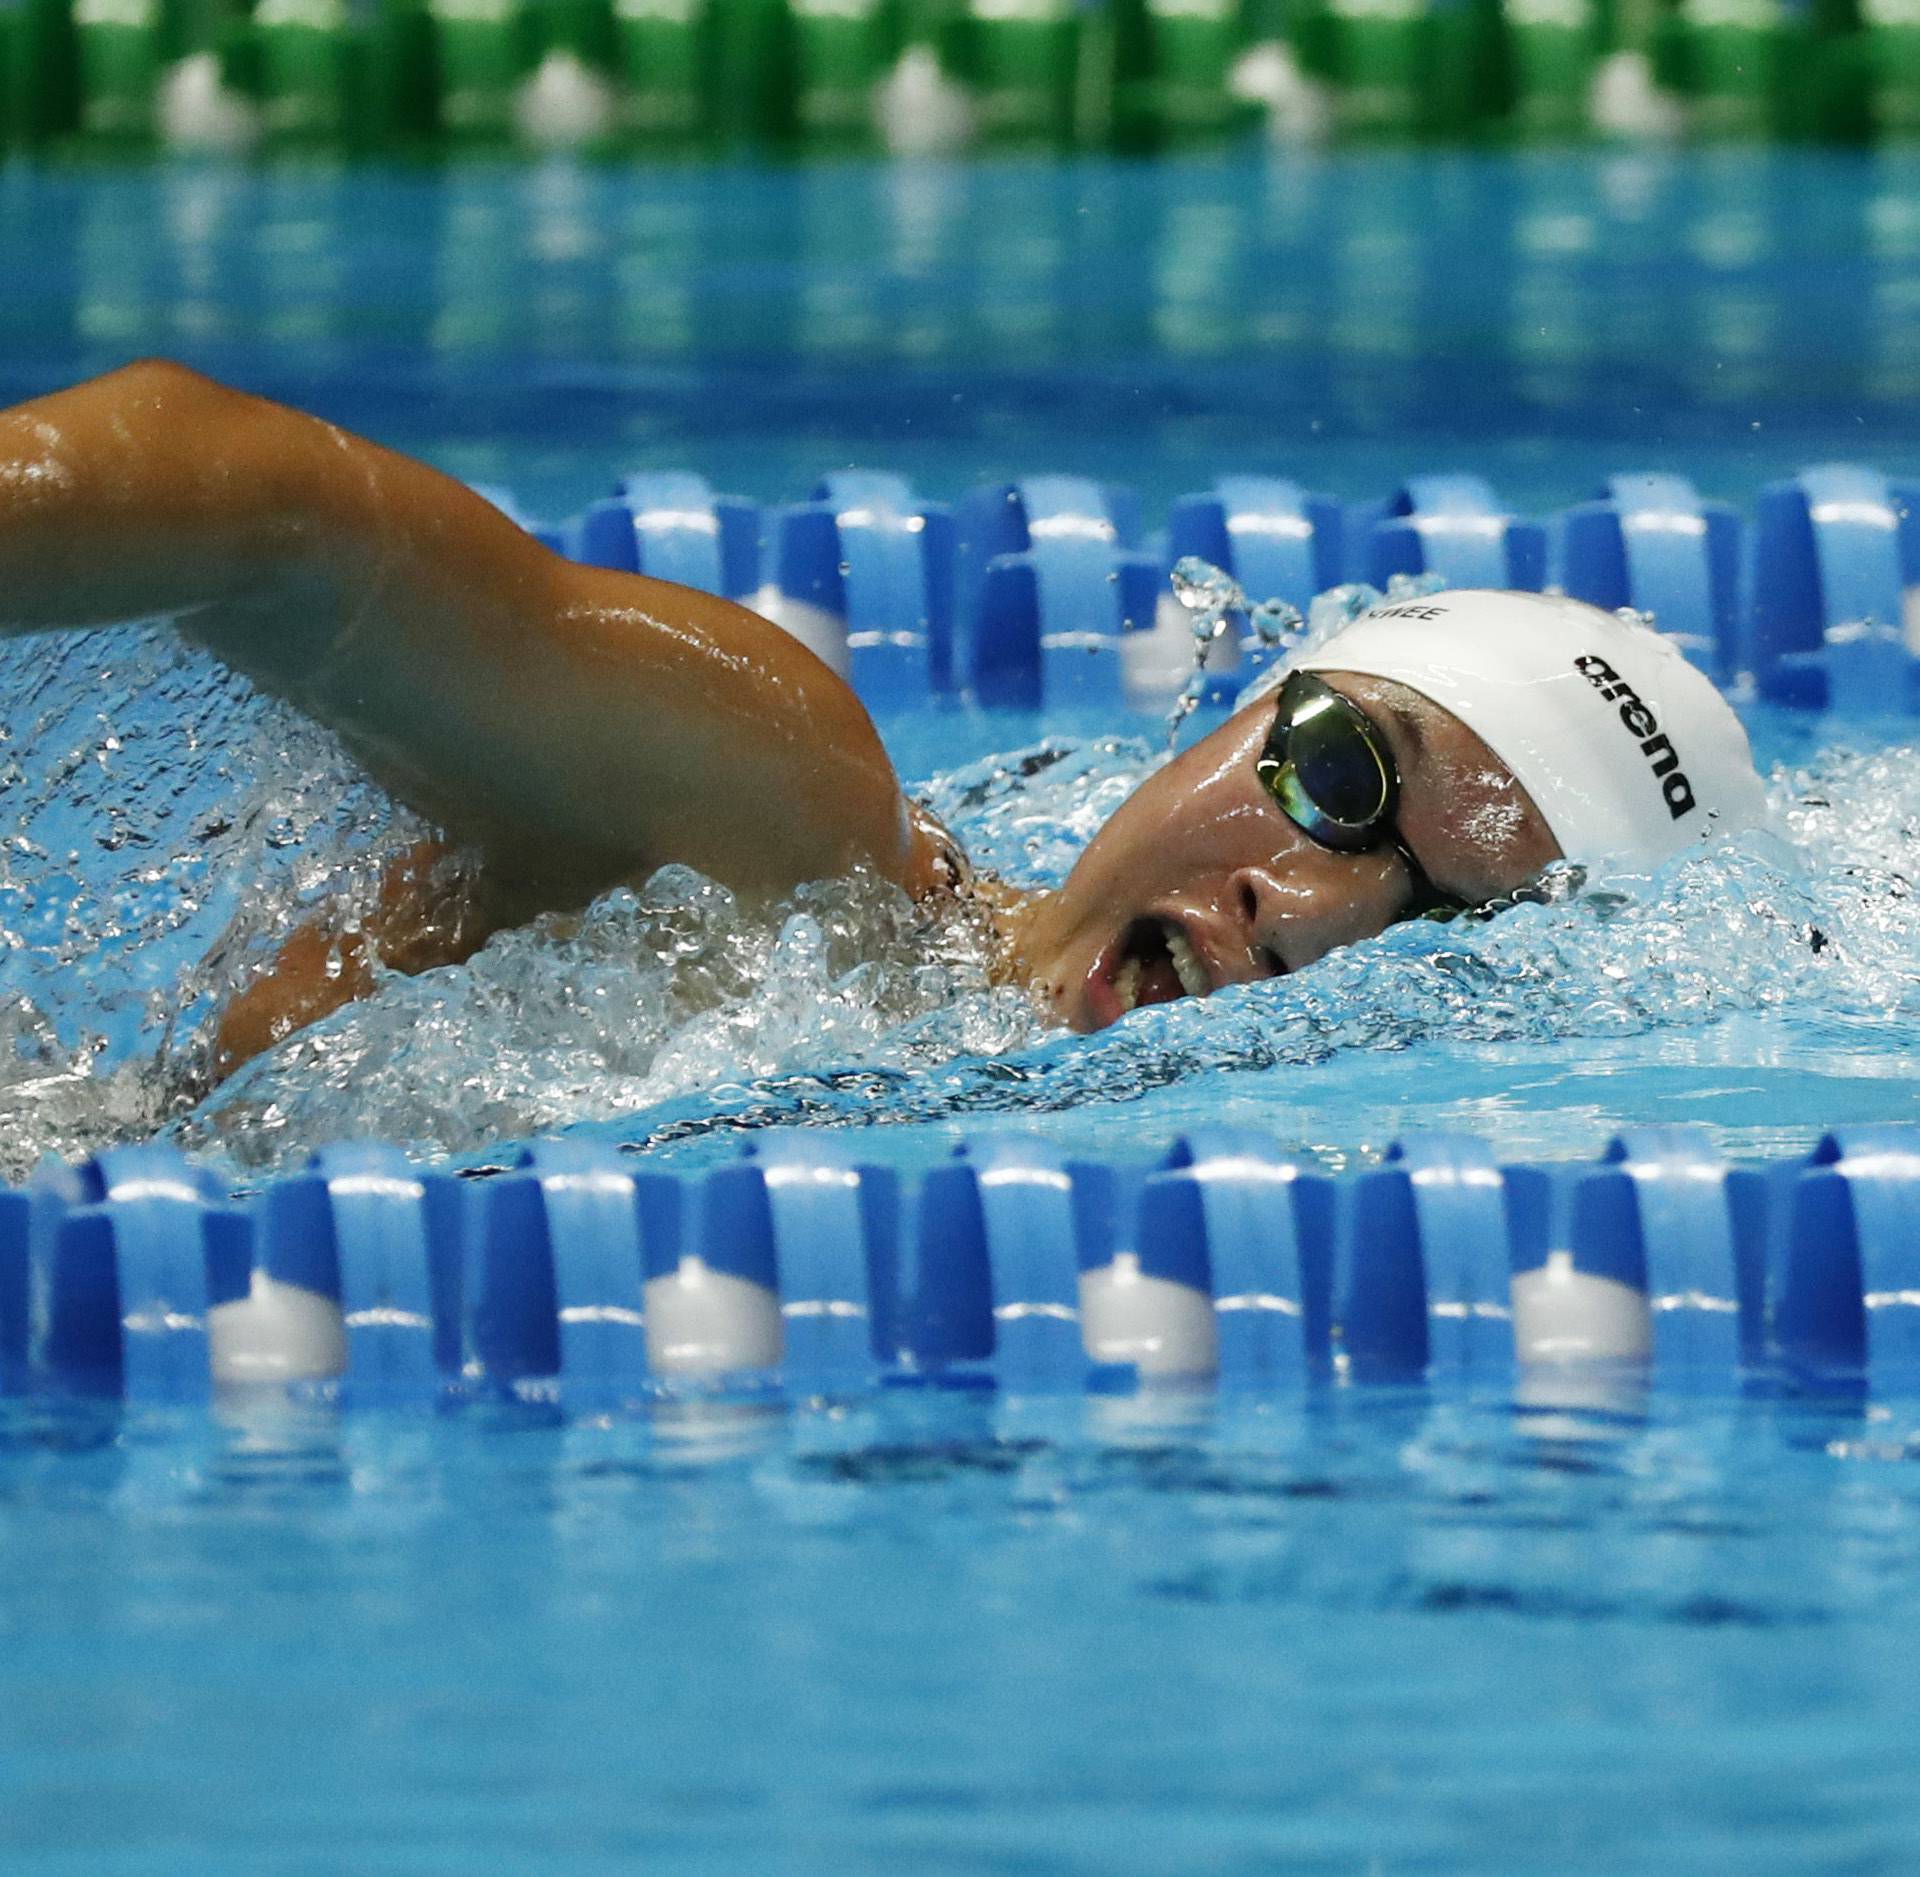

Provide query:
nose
left=1227, top=852, right=1408, bottom=974
left=1230, top=867, right=1265, bottom=929
left=1229, top=864, right=1290, bottom=960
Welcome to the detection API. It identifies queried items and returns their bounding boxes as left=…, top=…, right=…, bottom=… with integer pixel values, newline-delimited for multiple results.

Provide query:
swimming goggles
left=1254, top=671, right=1466, bottom=921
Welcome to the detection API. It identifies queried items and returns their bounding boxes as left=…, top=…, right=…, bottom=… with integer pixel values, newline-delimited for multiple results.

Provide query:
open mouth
left=1112, top=916, right=1212, bottom=1014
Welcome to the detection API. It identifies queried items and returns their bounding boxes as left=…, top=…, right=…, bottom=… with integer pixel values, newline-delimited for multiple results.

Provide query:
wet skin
left=1006, top=671, right=1564, bottom=1033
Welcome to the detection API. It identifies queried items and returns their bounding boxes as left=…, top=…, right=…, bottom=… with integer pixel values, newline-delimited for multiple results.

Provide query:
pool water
left=12, top=1388, right=1920, bottom=1872
left=3, top=146, right=1918, bottom=519
left=6, top=145, right=1920, bottom=1869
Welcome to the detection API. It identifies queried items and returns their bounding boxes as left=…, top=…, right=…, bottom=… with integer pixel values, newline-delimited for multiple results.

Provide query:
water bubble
left=1170, top=555, right=1245, bottom=618
left=1159, top=558, right=1241, bottom=744
left=1248, top=596, right=1304, bottom=647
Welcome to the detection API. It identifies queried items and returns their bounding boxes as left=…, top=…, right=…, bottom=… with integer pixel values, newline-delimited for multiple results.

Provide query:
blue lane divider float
left=953, top=477, right=1165, bottom=710
left=40, top=1146, right=232, bottom=1402
left=1166, top=476, right=1346, bottom=614
left=1501, top=1127, right=1756, bottom=1376
left=1557, top=473, right=1744, bottom=679
left=17, top=1129, right=1920, bottom=1410
left=1378, top=1134, right=1512, bottom=1378
left=1161, top=1129, right=1332, bottom=1385
left=477, top=458, right=1920, bottom=718
left=568, top=471, right=763, bottom=599
left=750, top=1132, right=893, bottom=1392
left=289, top=1142, right=462, bottom=1396
left=1761, top=1126, right=1920, bottom=1383
left=955, top=1136, right=1095, bottom=1388
left=41, top=1211, right=127, bottom=1402
left=1598, top=1126, right=1763, bottom=1375
left=474, top=1141, right=650, bottom=1400
left=0, top=1189, right=31, bottom=1394
left=1348, top=474, right=1549, bottom=593
left=771, top=472, right=957, bottom=707
left=1749, top=464, right=1920, bottom=713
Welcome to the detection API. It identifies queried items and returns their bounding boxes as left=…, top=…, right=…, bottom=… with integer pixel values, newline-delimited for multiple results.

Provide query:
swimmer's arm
left=0, top=361, right=943, bottom=908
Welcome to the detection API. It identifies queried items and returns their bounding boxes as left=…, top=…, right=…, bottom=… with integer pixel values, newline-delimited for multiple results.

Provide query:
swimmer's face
left=1013, top=672, right=1562, bottom=1032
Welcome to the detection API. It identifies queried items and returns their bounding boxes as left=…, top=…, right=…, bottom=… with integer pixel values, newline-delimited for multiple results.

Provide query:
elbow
left=110, top=357, right=222, bottom=398
left=105, top=358, right=243, bottom=429
left=89, top=363, right=294, bottom=474
left=87, top=359, right=268, bottom=475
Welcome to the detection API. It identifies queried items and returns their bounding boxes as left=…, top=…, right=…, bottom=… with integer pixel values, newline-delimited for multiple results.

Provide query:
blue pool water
left=13, top=1388, right=1920, bottom=1871
left=7, top=146, right=1920, bottom=1867
left=4, top=146, right=1918, bottom=518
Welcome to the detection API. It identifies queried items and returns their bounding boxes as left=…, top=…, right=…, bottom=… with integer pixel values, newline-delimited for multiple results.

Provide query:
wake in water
left=0, top=623, right=1912, bottom=1181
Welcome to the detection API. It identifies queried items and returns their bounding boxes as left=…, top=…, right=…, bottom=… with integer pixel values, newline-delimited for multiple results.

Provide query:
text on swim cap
left=1364, top=603, right=1448, bottom=623
left=1573, top=655, right=1697, bottom=821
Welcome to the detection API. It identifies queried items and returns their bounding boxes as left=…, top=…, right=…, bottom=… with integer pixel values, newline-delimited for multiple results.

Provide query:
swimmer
left=0, top=363, right=1768, bottom=1071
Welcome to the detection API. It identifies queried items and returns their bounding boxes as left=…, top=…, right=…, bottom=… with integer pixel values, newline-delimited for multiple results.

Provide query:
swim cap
left=1289, top=589, right=1767, bottom=867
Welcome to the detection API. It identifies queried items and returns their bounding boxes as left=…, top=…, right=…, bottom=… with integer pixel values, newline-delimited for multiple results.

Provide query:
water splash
left=2, top=624, right=1919, bottom=1181
left=525, top=827, right=1860, bottom=1165
left=172, top=863, right=1032, bottom=1172
left=1164, top=560, right=1454, bottom=731
left=0, top=626, right=429, bottom=1178
left=1164, top=555, right=1305, bottom=744
left=148, top=742, right=1920, bottom=1173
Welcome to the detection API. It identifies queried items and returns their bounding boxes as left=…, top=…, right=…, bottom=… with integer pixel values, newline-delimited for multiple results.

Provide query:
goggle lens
left=1252, top=671, right=1467, bottom=920
left=1256, top=678, right=1394, bottom=849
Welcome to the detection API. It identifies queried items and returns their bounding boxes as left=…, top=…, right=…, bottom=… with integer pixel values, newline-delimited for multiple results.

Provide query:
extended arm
left=0, top=361, right=939, bottom=913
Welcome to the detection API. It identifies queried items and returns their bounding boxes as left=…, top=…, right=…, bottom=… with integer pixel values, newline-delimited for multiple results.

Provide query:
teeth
left=1164, top=924, right=1209, bottom=998
left=1115, top=956, right=1143, bottom=1013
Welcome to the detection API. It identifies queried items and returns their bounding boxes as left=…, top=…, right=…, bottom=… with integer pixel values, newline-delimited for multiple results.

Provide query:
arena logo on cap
left=1573, top=654, right=1696, bottom=820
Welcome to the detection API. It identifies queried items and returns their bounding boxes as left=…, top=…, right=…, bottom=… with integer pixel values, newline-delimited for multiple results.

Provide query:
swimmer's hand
left=0, top=361, right=945, bottom=910
left=209, top=841, right=499, bottom=1076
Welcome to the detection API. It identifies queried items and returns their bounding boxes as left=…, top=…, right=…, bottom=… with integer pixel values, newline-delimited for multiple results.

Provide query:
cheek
left=1075, top=776, right=1205, bottom=882
left=1052, top=726, right=1278, bottom=914
left=1288, top=849, right=1410, bottom=950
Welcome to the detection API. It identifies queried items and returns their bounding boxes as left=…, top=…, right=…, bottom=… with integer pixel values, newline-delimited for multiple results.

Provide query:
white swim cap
left=1291, top=589, right=1768, bottom=867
